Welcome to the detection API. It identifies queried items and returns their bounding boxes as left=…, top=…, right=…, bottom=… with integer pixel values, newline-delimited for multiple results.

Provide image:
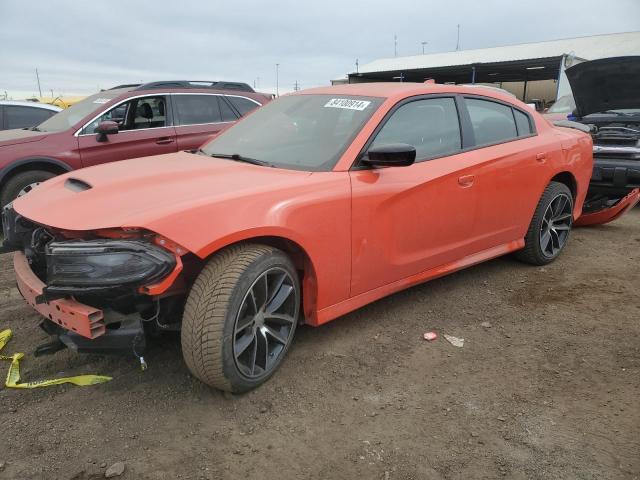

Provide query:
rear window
left=4, top=106, right=54, bottom=129
left=466, top=98, right=518, bottom=146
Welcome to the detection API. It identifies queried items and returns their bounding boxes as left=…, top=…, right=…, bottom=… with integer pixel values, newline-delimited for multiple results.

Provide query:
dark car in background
left=564, top=57, right=640, bottom=224
left=0, top=81, right=270, bottom=206
left=0, top=100, right=61, bottom=131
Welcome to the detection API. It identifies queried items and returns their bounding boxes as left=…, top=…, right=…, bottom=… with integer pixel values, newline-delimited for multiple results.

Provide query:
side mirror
left=363, top=143, right=416, bottom=167
left=95, top=121, right=118, bottom=142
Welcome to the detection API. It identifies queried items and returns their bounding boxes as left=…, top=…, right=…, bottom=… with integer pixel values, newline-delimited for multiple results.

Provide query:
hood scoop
left=64, top=178, right=92, bottom=192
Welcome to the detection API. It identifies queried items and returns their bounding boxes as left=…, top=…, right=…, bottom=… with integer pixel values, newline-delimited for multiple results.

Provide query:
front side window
left=4, top=106, right=55, bottom=129
left=82, top=96, right=167, bottom=134
left=201, top=94, right=383, bottom=171
left=370, top=97, right=461, bottom=161
left=466, top=98, right=518, bottom=146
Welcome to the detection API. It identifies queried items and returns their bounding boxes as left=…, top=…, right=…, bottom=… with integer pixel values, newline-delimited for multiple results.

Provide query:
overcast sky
left=1, top=0, right=638, bottom=98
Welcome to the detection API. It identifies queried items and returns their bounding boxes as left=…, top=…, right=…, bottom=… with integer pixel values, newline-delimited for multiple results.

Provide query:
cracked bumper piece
left=575, top=188, right=640, bottom=227
left=14, top=251, right=106, bottom=339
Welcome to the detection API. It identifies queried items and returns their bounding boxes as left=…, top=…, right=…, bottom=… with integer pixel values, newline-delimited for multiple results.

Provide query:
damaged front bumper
left=576, top=188, right=640, bottom=226
left=14, top=249, right=148, bottom=356
left=577, top=155, right=639, bottom=226
left=3, top=205, right=184, bottom=357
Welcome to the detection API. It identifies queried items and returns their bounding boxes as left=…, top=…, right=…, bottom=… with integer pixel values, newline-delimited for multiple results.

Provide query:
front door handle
left=458, top=174, right=475, bottom=187
left=156, top=137, right=174, bottom=145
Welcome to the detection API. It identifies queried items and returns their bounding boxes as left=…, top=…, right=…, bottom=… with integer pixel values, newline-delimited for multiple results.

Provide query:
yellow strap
left=0, top=329, right=111, bottom=389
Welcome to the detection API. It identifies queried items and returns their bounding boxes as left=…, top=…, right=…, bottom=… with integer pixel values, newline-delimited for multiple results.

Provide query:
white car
left=0, top=100, right=61, bottom=131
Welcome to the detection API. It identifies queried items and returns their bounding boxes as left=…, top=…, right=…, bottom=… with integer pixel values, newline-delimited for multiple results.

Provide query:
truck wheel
left=515, top=181, right=574, bottom=265
left=181, top=243, right=300, bottom=392
left=1, top=170, right=56, bottom=207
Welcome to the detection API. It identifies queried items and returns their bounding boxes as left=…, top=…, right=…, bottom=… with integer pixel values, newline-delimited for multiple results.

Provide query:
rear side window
left=513, top=109, right=533, bottom=136
left=226, top=96, right=260, bottom=116
left=370, top=97, right=461, bottom=161
left=218, top=97, right=238, bottom=122
left=5, top=106, right=54, bottom=129
left=173, top=95, right=223, bottom=125
left=466, top=98, right=518, bottom=146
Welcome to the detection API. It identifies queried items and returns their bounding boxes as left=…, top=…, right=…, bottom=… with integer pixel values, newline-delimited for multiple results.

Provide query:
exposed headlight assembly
left=45, top=239, right=176, bottom=293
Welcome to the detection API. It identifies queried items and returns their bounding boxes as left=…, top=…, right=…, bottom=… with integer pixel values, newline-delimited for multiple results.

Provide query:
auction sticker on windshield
left=324, top=98, right=371, bottom=111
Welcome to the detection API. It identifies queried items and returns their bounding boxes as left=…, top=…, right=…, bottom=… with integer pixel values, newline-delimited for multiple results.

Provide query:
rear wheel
left=515, top=181, right=574, bottom=265
left=0, top=170, right=56, bottom=207
left=181, top=243, right=300, bottom=392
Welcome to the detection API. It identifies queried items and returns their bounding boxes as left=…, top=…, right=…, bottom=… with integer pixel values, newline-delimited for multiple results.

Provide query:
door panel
left=175, top=122, right=233, bottom=151
left=350, top=152, right=481, bottom=296
left=78, top=126, right=178, bottom=167
left=467, top=137, right=559, bottom=250
left=461, top=96, right=559, bottom=249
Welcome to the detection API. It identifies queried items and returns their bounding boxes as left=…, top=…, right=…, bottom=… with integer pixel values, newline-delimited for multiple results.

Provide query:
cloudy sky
left=1, top=0, right=638, bottom=98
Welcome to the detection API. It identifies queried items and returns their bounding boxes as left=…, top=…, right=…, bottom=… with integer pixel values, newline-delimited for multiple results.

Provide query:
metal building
left=340, top=31, right=640, bottom=104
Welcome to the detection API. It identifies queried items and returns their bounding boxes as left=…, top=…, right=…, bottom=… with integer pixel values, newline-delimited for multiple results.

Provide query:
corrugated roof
left=357, top=31, right=640, bottom=74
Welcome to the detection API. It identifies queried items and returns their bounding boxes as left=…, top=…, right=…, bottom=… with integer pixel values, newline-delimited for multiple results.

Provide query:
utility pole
left=35, top=68, right=42, bottom=98
left=456, top=24, right=461, bottom=51
left=394, top=34, right=398, bottom=57
left=275, top=63, right=279, bottom=97
left=355, top=58, right=359, bottom=74
left=421, top=41, right=428, bottom=54
left=293, top=80, right=299, bottom=91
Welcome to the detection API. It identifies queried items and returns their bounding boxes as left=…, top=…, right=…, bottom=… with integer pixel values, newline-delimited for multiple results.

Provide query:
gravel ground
left=0, top=209, right=638, bottom=480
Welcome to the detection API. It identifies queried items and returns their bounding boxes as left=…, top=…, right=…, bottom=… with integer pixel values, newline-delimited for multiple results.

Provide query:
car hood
left=0, top=128, right=49, bottom=147
left=565, top=56, right=640, bottom=117
left=13, top=151, right=313, bottom=234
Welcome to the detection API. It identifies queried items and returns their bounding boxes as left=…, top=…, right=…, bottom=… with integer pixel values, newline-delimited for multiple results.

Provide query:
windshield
left=36, top=90, right=126, bottom=132
left=201, top=94, right=383, bottom=171
left=547, top=95, right=576, bottom=114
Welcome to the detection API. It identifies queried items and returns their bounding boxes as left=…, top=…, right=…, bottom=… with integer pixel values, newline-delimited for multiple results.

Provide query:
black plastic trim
left=0, top=156, right=73, bottom=185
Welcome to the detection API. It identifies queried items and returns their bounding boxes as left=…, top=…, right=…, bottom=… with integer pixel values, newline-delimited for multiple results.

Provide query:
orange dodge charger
left=3, top=82, right=635, bottom=392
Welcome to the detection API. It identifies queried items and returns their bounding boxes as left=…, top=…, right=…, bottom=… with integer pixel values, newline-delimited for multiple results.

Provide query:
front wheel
left=0, top=170, right=56, bottom=207
left=181, top=243, right=300, bottom=392
left=515, top=181, right=574, bottom=265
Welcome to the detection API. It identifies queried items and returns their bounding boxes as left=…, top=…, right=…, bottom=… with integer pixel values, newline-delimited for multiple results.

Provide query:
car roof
left=122, top=87, right=269, bottom=102
left=0, top=100, right=62, bottom=111
left=297, top=82, right=520, bottom=104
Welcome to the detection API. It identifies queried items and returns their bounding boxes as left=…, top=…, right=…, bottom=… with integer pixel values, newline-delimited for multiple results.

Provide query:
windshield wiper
left=201, top=151, right=272, bottom=167
left=31, top=126, right=42, bottom=131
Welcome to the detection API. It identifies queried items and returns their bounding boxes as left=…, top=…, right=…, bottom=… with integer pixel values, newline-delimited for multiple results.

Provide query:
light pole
left=275, top=63, right=280, bottom=97
left=421, top=41, right=428, bottom=54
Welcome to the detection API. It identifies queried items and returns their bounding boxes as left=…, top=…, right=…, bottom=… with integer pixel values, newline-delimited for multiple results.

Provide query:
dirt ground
left=0, top=210, right=638, bottom=480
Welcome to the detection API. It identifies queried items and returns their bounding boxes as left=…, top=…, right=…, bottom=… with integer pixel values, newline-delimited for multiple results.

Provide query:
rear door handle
left=536, top=152, right=547, bottom=163
left=458, top=174, right=475, bottom=187
left=156, top=137, right=174, bottom=145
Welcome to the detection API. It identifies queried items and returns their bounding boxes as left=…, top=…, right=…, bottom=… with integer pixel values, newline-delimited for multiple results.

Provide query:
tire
left=515, top=181, right=574, bottom=265
left=0, top=170, right=56, bottom=207
left=181, top=243, right=300, bottom=392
